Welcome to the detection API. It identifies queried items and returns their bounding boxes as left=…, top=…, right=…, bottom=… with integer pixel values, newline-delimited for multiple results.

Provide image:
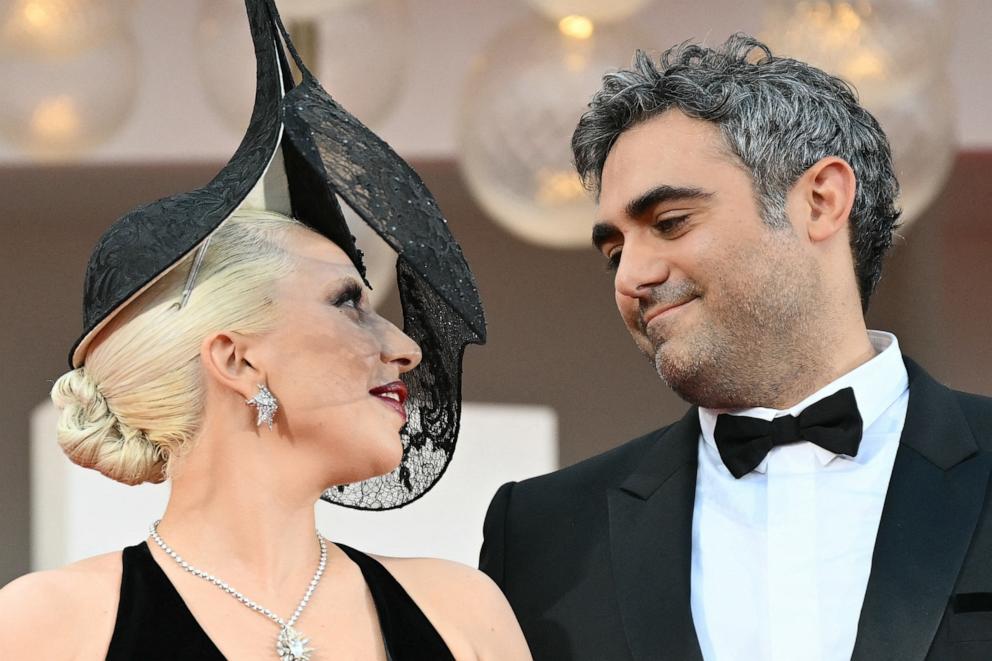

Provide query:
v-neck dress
left=104, top=542, right=455, bottom=660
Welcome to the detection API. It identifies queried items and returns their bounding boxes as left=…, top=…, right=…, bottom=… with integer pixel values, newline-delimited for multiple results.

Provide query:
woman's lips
left=369, top=381, right=408, bottom=421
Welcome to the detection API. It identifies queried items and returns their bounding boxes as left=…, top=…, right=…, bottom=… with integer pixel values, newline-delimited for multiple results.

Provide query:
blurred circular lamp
left=0, top=0, right=138, bottom=157
left=458, top=18, right=645, bottom=248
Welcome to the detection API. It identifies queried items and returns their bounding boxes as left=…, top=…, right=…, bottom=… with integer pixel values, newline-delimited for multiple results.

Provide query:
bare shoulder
left=0, top=552, right=123, bottom=660
left=377, top=555, right=502, bottom=607
left=376, top=555, right=531, bottom=660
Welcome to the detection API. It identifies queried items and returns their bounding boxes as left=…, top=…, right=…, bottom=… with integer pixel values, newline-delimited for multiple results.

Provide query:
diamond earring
left=246, top=384, right=278, bottom=430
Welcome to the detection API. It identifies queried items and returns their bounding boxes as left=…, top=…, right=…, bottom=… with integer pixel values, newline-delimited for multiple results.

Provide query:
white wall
left=0, top=0, right=988, bottom=165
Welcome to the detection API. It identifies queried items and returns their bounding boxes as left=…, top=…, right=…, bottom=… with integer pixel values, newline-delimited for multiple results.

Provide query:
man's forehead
left=599, top=114, right=730, bottom=213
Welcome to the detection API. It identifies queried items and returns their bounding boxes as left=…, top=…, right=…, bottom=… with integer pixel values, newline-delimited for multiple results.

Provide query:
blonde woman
left=0, top=1, right=530, bottom=659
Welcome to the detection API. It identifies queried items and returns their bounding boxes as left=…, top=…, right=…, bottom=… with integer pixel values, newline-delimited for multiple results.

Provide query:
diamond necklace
left=149, top=520, right=327, bottom=661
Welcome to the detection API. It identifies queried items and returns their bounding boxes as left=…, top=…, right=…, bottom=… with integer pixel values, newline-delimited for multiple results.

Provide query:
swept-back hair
left=51, top=210, right=304, bottom=484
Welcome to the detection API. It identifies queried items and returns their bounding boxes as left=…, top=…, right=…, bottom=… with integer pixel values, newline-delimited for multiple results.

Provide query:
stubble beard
left=644, top=238, right=829, bottom=410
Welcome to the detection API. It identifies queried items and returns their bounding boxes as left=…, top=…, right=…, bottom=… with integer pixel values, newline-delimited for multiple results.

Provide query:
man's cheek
left=615, top=294, right=636, bottom=322
left=618, top=306, right=641, bottom=337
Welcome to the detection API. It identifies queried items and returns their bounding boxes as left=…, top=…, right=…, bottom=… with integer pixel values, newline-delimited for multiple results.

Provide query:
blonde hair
left=51, top=209, right=306, bottom=485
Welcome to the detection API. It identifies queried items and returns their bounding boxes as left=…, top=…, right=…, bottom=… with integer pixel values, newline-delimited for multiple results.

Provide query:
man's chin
left=652, top=341, right=720, bottom=406
left=653, top=341, right=690, bottom=385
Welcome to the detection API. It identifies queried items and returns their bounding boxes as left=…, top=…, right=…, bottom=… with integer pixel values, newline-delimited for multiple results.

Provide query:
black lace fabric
left=326, top=258, right=476, bottom=509
left=267, top=2, right=486, bottom=509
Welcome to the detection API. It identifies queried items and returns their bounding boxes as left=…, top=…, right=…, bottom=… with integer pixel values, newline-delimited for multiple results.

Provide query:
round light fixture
left=458, top=17, right=647, bottom=248
left=0, top=0, right=139, bottom=157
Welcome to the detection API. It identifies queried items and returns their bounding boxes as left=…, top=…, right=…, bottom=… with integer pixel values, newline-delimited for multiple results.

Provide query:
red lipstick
left=369, top=381, right=408, bottom=420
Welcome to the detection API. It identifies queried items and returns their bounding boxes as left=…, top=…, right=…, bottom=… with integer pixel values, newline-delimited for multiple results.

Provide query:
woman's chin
left=368, top=449, right=404, bottom=479
left=325, top=440, right=404, bottom=488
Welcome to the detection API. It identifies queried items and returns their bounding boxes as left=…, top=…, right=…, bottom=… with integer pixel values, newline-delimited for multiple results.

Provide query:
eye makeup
left=331, top=280, right=364, bottom=308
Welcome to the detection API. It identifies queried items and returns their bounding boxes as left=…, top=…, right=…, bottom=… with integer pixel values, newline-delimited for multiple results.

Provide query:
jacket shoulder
left=953, top=388, right=992, bottom=449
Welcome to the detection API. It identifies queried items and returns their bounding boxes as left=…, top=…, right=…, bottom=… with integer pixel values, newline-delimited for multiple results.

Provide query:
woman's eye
left=332, top=283, right=364, bottom=309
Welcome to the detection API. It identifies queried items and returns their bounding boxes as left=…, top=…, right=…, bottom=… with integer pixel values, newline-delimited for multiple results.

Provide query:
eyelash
left=333, top=282, right=364, bottom=309
left=605, top=216, right=689, bottom=272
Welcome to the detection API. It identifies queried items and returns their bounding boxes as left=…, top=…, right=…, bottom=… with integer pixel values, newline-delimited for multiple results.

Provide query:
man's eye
left=606, top=251, right=622, bottom=272
left=655, top=216, right=688, bottom=235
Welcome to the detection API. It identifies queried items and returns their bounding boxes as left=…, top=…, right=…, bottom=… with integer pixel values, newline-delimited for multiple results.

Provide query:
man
left=480, top=34, right=992, bottom=661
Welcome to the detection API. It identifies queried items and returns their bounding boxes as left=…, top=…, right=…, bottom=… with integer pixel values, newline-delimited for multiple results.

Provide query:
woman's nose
left=380, top=321, right=422, bottom=373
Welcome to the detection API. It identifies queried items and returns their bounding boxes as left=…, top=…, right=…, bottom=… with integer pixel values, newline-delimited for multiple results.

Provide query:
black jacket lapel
left=852, top=359, right=992, bottom=660
left=608, top=408, right=704, bottom=661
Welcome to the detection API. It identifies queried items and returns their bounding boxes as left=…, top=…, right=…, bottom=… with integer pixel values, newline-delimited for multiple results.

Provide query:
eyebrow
left=592, top=185, right=713, bottom=251
left=591, top=223, right=622, bottom=252
left=626, top=185, right=712, bottom=219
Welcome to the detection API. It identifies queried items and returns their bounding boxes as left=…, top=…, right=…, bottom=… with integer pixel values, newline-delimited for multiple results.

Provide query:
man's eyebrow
left=625, top=185, right=712, bottom=219
left=592, top=222, right=621, bottom=252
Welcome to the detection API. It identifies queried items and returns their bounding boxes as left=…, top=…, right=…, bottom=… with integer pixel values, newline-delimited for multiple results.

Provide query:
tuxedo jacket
left=480, top=359, right=992, bottom=660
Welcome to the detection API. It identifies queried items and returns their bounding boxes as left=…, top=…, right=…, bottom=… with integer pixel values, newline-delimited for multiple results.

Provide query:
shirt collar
left=698, top=330, right=909, bottom=473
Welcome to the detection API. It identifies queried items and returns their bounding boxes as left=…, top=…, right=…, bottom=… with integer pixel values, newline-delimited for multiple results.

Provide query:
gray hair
left=571, top=33, right=901, bottom=311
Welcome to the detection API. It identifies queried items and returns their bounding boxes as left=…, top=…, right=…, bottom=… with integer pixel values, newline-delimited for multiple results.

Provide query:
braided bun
left=51, top=368, right=165, bottom=485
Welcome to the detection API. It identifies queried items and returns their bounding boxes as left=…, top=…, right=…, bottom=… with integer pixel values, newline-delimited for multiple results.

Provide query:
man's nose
left=614, top=240, right=671, bottom=300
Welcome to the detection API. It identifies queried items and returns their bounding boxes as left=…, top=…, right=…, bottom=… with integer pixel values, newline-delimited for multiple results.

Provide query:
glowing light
left=30, top=95, right=81, bottom=141
left=535, top=168, right=586, bottom=206
left=23, top=2, right=53, bottom=29
left=836, top=2, right=863, bottom=31
left=558, top=15, right=594, bottom=40
left=565, top=52, right=588, bottom=72
left=8, top=0, right=79, bottom=50
left=845, top=51, right=885, bottom=79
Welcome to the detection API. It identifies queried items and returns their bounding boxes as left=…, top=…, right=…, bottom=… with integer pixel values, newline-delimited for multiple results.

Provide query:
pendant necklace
left=150, top=520, right=326, bottom=661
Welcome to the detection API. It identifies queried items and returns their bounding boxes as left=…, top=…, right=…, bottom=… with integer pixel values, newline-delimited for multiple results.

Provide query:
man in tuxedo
left=480, top=34, right=992, bottom=660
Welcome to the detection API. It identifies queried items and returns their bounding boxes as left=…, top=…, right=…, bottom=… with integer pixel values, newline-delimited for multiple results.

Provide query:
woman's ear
left=200, top=331, right=262, bottom=401
left=799, top=156, right=857, bottom=243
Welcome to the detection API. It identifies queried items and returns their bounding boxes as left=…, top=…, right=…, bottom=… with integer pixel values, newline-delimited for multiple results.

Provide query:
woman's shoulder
left=373, top=553, right=532, bottom=660
left=0, top=551, right=123, bottom=660
left=375, top=553, right=503, bottom=610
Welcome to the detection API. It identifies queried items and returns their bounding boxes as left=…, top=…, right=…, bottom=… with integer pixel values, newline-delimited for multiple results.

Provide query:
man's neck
left=770, top=327, right=877, bottom=411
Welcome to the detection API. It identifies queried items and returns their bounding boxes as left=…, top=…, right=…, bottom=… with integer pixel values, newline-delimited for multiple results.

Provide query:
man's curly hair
left=572, top=33, right=901, bottom=311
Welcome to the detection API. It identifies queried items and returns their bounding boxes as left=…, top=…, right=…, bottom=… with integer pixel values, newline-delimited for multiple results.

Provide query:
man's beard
left=640, top=238, right=826, bottom=410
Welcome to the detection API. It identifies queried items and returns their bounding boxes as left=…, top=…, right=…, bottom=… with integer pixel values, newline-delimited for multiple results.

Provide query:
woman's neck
left=156, top=427, right=325, bottom=592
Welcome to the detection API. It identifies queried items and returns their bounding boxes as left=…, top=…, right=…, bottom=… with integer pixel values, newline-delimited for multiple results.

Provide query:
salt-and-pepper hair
left=51, top=210, right=305, bottom=485
left=571, top=33, right=901, bottom=311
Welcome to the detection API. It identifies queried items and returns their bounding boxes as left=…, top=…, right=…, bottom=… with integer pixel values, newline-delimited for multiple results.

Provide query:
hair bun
left=51, top=368, right=164, bottom=485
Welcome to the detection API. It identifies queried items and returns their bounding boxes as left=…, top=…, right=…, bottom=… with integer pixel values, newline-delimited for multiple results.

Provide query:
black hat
left=70, top=0, right=486, bottom=510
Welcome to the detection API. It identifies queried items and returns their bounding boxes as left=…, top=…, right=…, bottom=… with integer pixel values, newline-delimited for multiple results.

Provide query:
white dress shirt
left=690, top=331, right=909, bottom=661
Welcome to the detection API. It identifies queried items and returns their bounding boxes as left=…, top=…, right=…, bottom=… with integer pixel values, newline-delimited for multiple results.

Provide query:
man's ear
left=200, top=331, right=262, bottom=401
left=797, top=156, right=857, bottom=243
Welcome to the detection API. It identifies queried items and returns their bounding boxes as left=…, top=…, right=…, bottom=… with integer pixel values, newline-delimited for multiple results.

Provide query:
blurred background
left=1, top=0, right=990, bottom=583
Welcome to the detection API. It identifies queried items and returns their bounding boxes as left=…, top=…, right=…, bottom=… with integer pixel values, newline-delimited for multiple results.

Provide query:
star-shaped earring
left=246, top=384, right=278, bottom=429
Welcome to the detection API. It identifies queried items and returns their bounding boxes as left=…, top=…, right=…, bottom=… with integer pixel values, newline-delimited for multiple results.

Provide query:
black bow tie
left=712, top=387, right=863, bottom=479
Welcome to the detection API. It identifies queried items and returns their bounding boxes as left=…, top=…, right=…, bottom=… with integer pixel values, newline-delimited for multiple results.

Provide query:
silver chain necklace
left=149, top=520, right=327, bottom=661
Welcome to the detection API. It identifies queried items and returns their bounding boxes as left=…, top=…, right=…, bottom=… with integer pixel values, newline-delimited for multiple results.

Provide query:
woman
left=2, top=210, right=528, bottom=660
left=0, top=1, right=530, bottom=659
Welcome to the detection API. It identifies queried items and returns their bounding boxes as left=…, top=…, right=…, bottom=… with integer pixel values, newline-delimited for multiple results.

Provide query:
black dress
left=105, top=542, right=455, bottom=660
